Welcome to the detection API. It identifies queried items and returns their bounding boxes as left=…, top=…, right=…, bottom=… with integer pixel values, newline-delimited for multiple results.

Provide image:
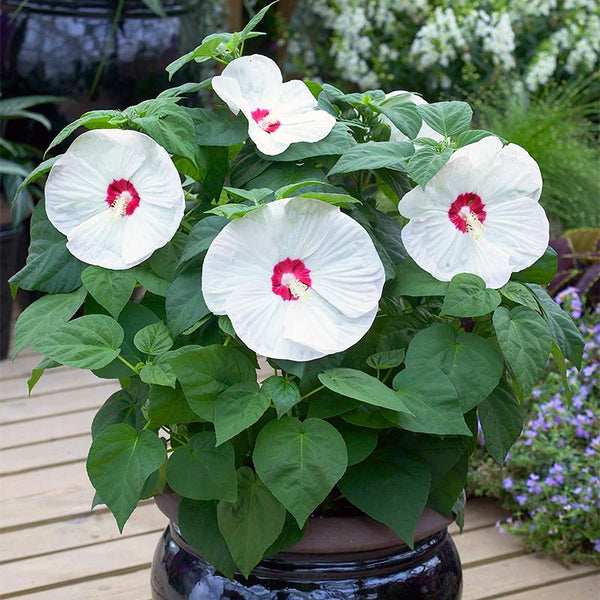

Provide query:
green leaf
left=133, top=322, right=173, bottom=356
left=274, top=180, right=327, bottom=200
left=240, top=1, right=277, bottom=39
left=191, top=109, right=248, bottom=146
left=168, top=345, right=257, bottom=421
left=260, top=376, right=301, bottom=419
left=0, top=158, right=29, bottom=177
left=388, top=366, right=470, bottom=435
left=441, top=274, right=501, bottom=317
left=529, top=285, right=584, bottom=368
left=205, top=203, right=259, bottom=219
left=338, top=448, right=431, bottom=546
left=493, top=306, right=552, bottom=397
left=81, top=266, right=136, bottom=319
left=405, top=324, right=504, bottom=412
left=132, top=101, right=196, bottom=161
left=157, top=79, right=212, bottom=99
left=165, top=267, right=210, bottom=337
left=366, top=349, right=405, bottom=370
left=46, top=110, right=120, bottom=153
left=372, top=102, right=421, bottom=139
left=214, top=383, right=271, bottom=445
left=407, top=147, right=453, bottom=188
left=13, top=156, right=57, bottom=200
left=13, top=286, right=87, bottom=358
left=550, top=342, right=572, bottom=403
left=27, top=357, right=60, bottom=394
left=427, top=451, right=468, bottom=517
left=511, top=246, right=557, bottom=285
left=478, top=381, right=522, bottom=463
left=140, top=362, right=177, bottom=388
left=456, top=129, right=494, bottom=147
left=135, top=266, right=171, bottom=297
left=417, top=102, right=472, bottom=137
left=9, top=201, right=86, bottom=294
left=91, top=389, right=143, bottom=439
left=334, top=422, right=378, bottom=466
left=178, top=499, right=236, bottom=579
left=297, top=192, right=360, bottom=208
left=328, top=141, right=414, bottom=176
left=86, top=424, right=166, bottom=531
left=318, top=368, right=412, bottom=414
left=178, top=216, right=228, bottom=267
left=261, top=123, right=356, bottom=162
left=388, top=258, right=448, bottom=297
left=166, top=431, right=237, bottom=501
left=253, top=417, right=347, bottom=527
left=265, top=511, right=305, bottom=556
left=33, top=315, right=124, bottom=369
left=217, top=466, right=286, bottom=578
left=147, top=384, right=198, bottom=428
left=499, top=281, right=540, bottom=311
left=141, top=0, right=166, bottom=17
left=166, top=38, right=223, bottom=78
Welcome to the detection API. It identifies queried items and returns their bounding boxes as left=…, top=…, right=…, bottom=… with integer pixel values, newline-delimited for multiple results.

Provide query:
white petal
left=212, top=55, right=283, bottom=114
left=277, top=80, right=318, bottom=113
left=448, top=135, right=503, bottom=173
left=45, top=153, right=109, bottom=235
left=274, top=109, right=336, bottom=145
left=211, top=73, right=247, bottom=116
left=224, top=280, right=323, bottom=361
left=202, top=216, right=280, bottom=313
left=248, top=120, right=292, bottom=155
left=485, top=197, right=549, bottom=271
left=284, top=292, right=378, bottom=355
left=66, top=211, right=130, bottom=270
left=400, top=210, right=514, bottom=288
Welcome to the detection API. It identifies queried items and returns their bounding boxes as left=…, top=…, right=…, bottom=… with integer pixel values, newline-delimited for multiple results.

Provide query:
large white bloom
left=211, top=55, right=336, bottom=156
left=380, top=91, right=444, bottom=143
left=45, top=129, right=185, bottom=270
left=202, top=198, right=385, bottom=361
left=398, top=136, right=549, bottom=289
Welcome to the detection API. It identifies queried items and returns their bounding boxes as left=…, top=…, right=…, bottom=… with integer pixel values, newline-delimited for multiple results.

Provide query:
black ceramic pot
left=151, top=494, right=463, bottom=600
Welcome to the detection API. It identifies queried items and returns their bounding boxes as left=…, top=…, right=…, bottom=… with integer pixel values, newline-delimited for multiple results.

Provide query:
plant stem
left=301, top=384, right=325, bottom=400
left=117, top=355, right=140, bottom=374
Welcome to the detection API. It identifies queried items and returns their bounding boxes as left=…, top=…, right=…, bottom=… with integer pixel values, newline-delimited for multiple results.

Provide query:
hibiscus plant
left=9, top=6, right=584, bottom=580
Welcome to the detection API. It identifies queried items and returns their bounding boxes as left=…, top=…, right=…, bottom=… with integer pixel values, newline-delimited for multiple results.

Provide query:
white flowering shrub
left=284, top=0, right=600, bottom=96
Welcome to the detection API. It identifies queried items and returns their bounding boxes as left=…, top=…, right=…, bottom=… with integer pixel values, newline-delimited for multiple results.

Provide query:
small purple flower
left=516, top=494, right=528, bottom=506
left=503, top=477, right=514, bottom=490
left=594, top=540, right=600, bottom=553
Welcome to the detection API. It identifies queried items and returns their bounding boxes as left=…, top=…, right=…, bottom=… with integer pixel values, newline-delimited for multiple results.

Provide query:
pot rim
left=155, top=490, right=454, bottom=556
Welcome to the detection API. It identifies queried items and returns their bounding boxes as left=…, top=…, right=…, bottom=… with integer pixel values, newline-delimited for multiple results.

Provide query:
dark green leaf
left=499, top=281, right=540, bottom=311
left=511, top=246, right=557, bottom=285
left=135, top=266, right=172, bottom=297
left=265, top=511, right=305, bottom=556
left=253, top=417, right=347, bottom=527
left=191, top=109, right=248, bottom=146
left=334, top=421, right=378, bottom=466
left=140, top=362, right=177, bottom=388
left=427, top=451, right=468, bottom=517
left=366, top=349, right=405, bottom=370
left=133, top=321, right=173, bottom=356
left=407, top=147, right=453, bottom=188
left=417, top=102, right=472, bottom=137
left=47, top=110, right=120, bottom=153
left=27, top=357, right=60, bottom=393
left=87, top=424, right=166, bottom=531
left=166, top=38, right=223, bottom=78
left=147, top=384, right=198, bottom=428
left=91, top=389, right=143, bottom=439
left=81, top=266, right=136, bottom=319
left=328, top=141, right=414, bottom=176
left=456, top=129, right=494, bottom=147
left=178, top=216, right=229, bottom=267
left=372, top=102, right=421, bottom=139
left=261, top=376, right=301, bottom=419
left=165, top=267, right=210, bottom=337
left=166, top=431, right=237, bottom=501
left=14, top=157, right=57, bottom=200
left=441, top=274, right=501, bottom=317
left=387, top=258, right=448, bottom=297
left=217, top=466, right=285, bottom=577
left=33, top=315, right=124, bottom=369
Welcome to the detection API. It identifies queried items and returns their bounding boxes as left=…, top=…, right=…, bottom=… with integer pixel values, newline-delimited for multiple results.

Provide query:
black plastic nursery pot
left=151, top=492, right=463, bottom=600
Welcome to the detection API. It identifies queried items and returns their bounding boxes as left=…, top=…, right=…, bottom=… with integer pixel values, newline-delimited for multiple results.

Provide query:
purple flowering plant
left=468, top=288, right=600, bottom=564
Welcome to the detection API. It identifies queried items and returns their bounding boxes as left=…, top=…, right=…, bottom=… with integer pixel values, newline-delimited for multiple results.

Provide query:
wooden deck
left=1, top=350, right=598, bottom=599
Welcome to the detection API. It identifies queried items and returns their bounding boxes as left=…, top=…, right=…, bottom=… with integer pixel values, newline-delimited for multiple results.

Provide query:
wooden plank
left=0, top=353, right=45, bottom=380
left=1, top=367, right=108, bottom=402
left=500, top=573, right=600, bottom=600
left=0, top=435, right=90, bottom=475
left=451, top=525, right=525, bottom=567
left=448, top=497, right=510, bottom=534
left=21, top=570, right=152, bottom=600
left=0, top=408, right=96, bottom=449
left=0, top=382, right=115, bottom=425
left=0, top=502, right=166, bottom=563
left=0, top=531, right=159, bottom=597
left=20, top=570, right=152, bottom=600
left=461, top=554, right=598, bottom=600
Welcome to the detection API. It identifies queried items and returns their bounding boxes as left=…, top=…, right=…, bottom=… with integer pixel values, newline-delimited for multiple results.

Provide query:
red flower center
left=251, top=108, right=281, bottom=134
left=105, top=179, right=141, bottom=217
left=271, top=258, right=311, bottom=301
left=448, top=192, right=486, bottom=234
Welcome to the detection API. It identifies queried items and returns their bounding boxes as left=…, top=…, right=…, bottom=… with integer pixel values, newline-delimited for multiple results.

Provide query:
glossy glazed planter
left=151, top=493, right=463, bottom=600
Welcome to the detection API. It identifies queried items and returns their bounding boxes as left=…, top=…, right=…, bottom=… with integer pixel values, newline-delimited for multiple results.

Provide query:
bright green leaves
left=260, top=376, right=301, bottom=418
left=217, top=467, right=286, bottom=577
left=134, top=321, right=173, bottom=356
left=166, top=432, right=237, bottom=502
left=328, top=141, right=414, bottom=175
left=318, top=368, right=412, bottom=414
left=373, top=101, right=421, bottom=139
left=493, top=306, right=552, bottom=397
left=12, top=286, right=87, bottom=358
left=417, top=101, right=473, bottom=137
left=339, top=449, right=431, bottom=546
left=253, top=417, right=347, bottom=527
left=478, top=381, right=522, bottom=463
left=168, top=346, right=257, bottom=421
left=407, top=147, right=453, bottom=188
left=214, top=383, right=271, bottom=445
left=441, top=274, right=501, bottom=317
left=81, top=266, right=136, bottom=319
left=86, top=424, right=166, bottom=531
left=405, top=324, right=503, bottom=412
left=33, top=315, right=124, bottom=369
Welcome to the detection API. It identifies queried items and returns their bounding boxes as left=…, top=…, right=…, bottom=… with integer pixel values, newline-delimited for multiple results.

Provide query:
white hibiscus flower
left=211, top=55, right=336, bottom=156
left=45, top=129, right=185, bottom=270
left=398, top=136, right=549, bottom=289
left=202, top=197, right=386, bottom=361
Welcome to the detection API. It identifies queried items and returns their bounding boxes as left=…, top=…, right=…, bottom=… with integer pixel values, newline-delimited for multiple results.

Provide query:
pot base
left=151, top=523, right=462, bottom=599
